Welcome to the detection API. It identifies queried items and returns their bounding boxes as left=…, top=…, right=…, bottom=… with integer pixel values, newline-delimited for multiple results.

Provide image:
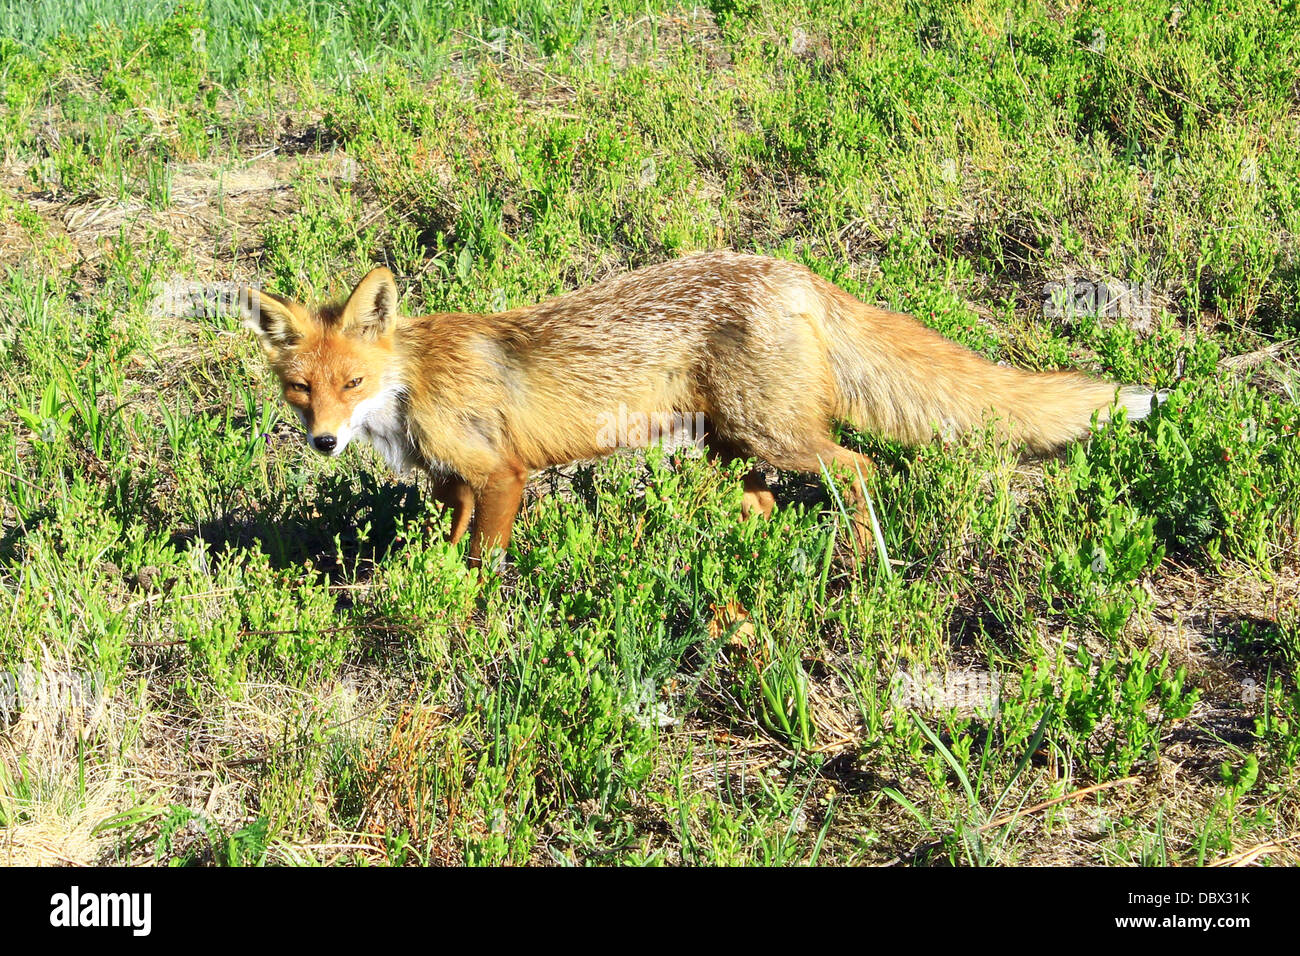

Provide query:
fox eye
left=344, top=377, right=363, bottom=389
left=289, top=382, right=310, bottom=393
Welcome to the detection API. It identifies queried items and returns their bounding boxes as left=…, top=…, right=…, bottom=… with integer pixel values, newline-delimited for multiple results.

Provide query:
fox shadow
left=168, top=431, right=908, bottom=590
left=169, top=470, right=435, bottom=587
left=537, top=448, right=866, bottom=521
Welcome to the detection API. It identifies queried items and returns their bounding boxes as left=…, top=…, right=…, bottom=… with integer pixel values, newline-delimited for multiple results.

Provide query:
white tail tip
left=1118, top=386, right=1170, bottom=422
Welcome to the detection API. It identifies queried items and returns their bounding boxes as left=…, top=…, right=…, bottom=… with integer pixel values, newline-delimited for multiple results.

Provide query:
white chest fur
left=349, top=386, right=420, bottom=474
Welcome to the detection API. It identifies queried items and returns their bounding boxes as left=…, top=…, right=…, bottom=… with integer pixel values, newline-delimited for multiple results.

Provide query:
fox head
left=240, top=268, right=403, bottom=458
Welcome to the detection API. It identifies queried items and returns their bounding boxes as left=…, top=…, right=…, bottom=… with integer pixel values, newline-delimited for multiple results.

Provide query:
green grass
left=0, top=0, right=1297, bottom=866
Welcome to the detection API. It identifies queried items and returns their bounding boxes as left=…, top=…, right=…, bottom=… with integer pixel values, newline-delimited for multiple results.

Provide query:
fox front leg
left=424, top=474, right=475, bottom=544
left=467, top=461, right=527, bottom=571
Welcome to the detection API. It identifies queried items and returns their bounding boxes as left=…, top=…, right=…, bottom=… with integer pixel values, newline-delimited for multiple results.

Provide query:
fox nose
left=313, top=434, right=337, bottom=454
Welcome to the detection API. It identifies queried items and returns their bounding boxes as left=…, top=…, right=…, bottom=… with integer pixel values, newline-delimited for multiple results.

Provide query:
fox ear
left=238, top=287, right=305, bottom=355
left=341, top=267, right=399, bottom=338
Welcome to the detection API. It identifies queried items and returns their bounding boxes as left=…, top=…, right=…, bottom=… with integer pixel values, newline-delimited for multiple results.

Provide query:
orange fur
left=241, top=252, right=1155, bottom=566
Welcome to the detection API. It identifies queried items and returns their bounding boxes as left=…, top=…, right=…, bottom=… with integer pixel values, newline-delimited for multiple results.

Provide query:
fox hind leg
left=771, top=439, right=877, bottom=561
left=711, top=419, right=877, bottom=560
left=703, top=430, right=777, bottom=519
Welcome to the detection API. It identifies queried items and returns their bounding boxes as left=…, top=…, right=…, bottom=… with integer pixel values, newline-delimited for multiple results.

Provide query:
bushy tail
left=822, top=293, right=1158, bottom=454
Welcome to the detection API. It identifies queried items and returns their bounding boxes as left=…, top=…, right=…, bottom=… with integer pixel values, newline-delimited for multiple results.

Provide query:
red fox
left=240, top=252, right=1156, bottom=566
